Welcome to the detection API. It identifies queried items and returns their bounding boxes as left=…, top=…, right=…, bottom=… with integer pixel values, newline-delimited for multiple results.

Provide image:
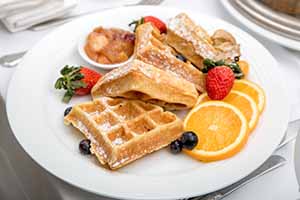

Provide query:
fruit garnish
left=233, top=79, right=265, bottom=113
left=175, top=54, right=187, bottom=62
left=206, top=66, right=235, bottom=100
left=180, top=131, right=198, bottom=150
left=170, top=140, right=183, bottom=154
left=197, top=90, right=259, bottom=132
left=237, top=60, right=249, bottom=77
left=234, top=56, right=240, bottom=62
left=54, top=65, right=101, bottom=103
left=129, top=16, right=167, bottom=33
left=202, top=58, right=244, bottom=79
left=64, top=107, right=72, bottom=116
left=170, top=131, right=198, bottom=154
left=79, top=139, right=91, bottom=155
left=183, top=101, right=249, bottom=162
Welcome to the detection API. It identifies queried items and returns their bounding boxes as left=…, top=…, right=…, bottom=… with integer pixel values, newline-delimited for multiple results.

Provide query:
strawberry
left=206, top=66, right=235, bottom=100
left=54, top=65, right=101, bottom=103
left=129, top=16, right=167, bottom=33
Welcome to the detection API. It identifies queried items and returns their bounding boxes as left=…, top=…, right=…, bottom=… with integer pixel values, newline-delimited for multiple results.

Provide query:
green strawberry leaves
left=128, top=17, right=144, bottom=32
left=54, top=65, right=86, bottom=103
left=202, top=58, right=244, bottom=79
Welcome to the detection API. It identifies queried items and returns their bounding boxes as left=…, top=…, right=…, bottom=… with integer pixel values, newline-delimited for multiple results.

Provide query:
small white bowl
left=77, top=33, right=134, bottom=70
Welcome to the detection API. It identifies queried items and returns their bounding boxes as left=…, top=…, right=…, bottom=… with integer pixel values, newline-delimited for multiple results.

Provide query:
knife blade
left=0, top=51, right=26, bottom=68
left=189, top=155, right=286, bottom=200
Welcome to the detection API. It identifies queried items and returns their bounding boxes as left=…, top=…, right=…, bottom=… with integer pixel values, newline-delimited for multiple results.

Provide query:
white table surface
left=1, top=0, right=300, bottom=199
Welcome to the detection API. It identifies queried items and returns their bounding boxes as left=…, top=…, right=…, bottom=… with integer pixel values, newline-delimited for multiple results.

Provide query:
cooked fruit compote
left=84, top=27, right=135, bottom=64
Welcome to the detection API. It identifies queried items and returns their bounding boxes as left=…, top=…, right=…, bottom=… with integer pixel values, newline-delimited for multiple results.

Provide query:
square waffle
left=91, top=59, right=199, bottom=110
left=167, top=13, right=240, bottom=69
left=64, top=97, right=183, bottom=170
left=134, top=22, right=206, bottom=92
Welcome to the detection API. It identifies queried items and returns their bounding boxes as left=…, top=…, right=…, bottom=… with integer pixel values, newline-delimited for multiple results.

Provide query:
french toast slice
left=91, top=59, right=199, bottom=110
left=167, top=13, right=240, bottom=69
left=135, top=22, right=206, bottom=92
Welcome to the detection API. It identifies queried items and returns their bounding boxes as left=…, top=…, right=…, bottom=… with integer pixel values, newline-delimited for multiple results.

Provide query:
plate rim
left=221, top=0, right=300, bottom=51
left=5, top=5, right=290, bottom=200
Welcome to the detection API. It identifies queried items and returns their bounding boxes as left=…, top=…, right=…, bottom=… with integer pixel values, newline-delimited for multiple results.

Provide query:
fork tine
left=136, top=0, right=164, bottom=5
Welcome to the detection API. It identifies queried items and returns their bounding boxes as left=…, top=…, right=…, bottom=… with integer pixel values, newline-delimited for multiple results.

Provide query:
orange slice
left=233, top=79, right=265, bottom=113
left=183, top=101, right=249, bottom=162
left=197, top=90, right=259, bottom=132
left=237, top=60, right=249, bottom=77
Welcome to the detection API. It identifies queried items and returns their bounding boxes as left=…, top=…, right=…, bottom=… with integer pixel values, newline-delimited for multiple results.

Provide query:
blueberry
left=234, top=56, right=240, bottom=62
left=180, top=131, right=198, bottom=150
left=170, top=140, right=183, bottom=154
left=175, top=54, right=187, bottom=62
left=79, top=139, right=91, bottom=155
left=64, top=107, right=72, bottom=116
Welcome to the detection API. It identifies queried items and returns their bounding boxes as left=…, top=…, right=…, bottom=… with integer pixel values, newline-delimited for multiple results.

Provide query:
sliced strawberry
left=129, top=16, right=167, bottom=33
left=54, top=65, right=101, bottom=103
left=206, top=66, right=235, bottom=100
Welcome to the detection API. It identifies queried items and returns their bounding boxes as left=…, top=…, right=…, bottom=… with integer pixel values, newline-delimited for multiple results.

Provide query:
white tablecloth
left=1, top=0, right=300, bottom=199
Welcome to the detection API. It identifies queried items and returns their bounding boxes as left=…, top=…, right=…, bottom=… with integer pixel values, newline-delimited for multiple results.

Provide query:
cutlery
left=184, top=155, right=286, bottom=200
left=30, top=0, right=165, bottom=31
left=180, top=118, right=300, bottom=200
left=0, top=51, right=26, bottom=68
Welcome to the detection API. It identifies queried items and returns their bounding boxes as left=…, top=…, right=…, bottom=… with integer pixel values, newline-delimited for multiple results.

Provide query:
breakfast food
left=134, top=23, right=206, bottom=92
left=170, top=131, right=198, bottom=153
left=64, top=97, right=183, bottom=169
left=167, top=13, right=240, bottom=69
left=129, top=15, right=167, bottom=33
left=84, top=27, right=135, bottom=64
left=237, top=60, right=249, bottom=77
left=233, top=79, right=266, bottom=113
left=202, top=58, right=244, bottom=79
left=91, top=59, right=199, bottom=110
left=183, top=101, right=249, bottom=162
left=205, top=66, right=235, bottom=100
left=55, top=65, right=101, bottom=102
left=55, top=13, right=266, bottom=169
left=197, top=91, right=259, bottom=132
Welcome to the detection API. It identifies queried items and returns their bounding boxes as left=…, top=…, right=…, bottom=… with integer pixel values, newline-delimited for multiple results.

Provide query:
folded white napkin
left=0, top=0, right=77, bottom=32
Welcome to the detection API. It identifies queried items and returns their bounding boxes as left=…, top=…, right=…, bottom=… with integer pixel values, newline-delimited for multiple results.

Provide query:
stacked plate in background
left=222, top=0, right=300, bottom=51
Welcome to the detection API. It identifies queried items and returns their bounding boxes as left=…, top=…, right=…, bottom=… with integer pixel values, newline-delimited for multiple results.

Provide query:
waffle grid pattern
left=65, top=97, right=182, bottom=169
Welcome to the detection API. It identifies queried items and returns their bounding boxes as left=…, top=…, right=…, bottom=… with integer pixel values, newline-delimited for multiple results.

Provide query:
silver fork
left=30, top=0, right=165, bottom=31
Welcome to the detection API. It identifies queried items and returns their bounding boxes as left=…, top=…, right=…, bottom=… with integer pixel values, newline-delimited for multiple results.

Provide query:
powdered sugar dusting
left=112, top=137, right=124, bottom=145
left=94, top=145, right=107, bottom=159
left=168, top=13, right=218, bottom=60
left=75, top=120, right=108, bottom=160
left=97, top=62, right=133, bottom=86
left=111, top=157, right=129, bottom=168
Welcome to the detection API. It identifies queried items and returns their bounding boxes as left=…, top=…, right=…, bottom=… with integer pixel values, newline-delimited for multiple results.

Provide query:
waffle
left=135, top=22, right=206, bottom=92
left=91, top=59, right=199, bottom=110
left=167, top=13, right=240, bottom=69
left=64, top=97, right=183, bottom=170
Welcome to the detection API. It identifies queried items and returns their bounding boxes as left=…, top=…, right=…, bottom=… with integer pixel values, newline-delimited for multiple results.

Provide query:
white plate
left=221, top=0, right=300, bottom=51
left=6, top=6, right=289, bottom=200
left=294, top=129, right=300, bottom=188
